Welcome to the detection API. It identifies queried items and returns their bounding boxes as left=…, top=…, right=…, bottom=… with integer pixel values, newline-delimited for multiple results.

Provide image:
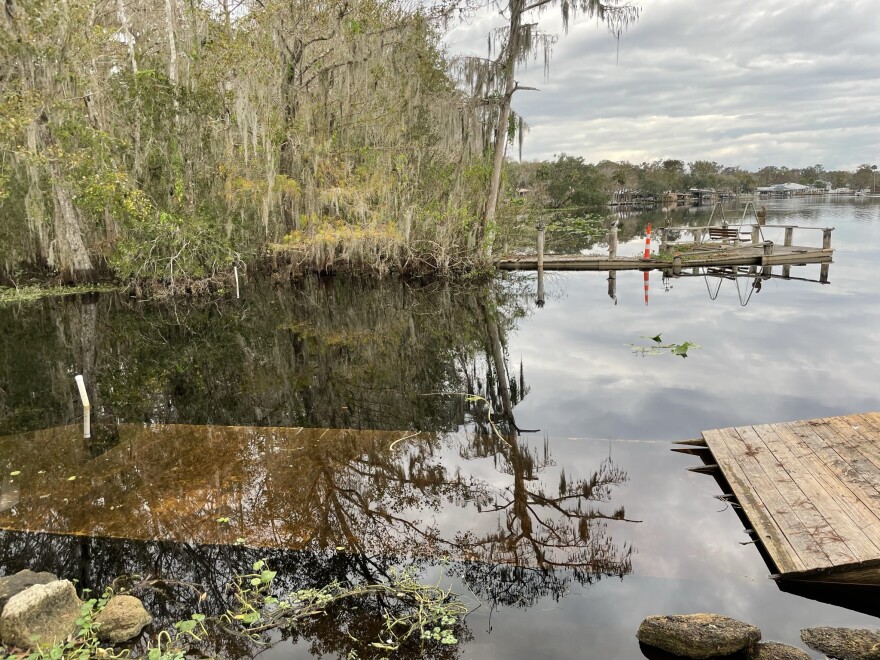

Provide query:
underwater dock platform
left=694, top=412, right=880, bottom=584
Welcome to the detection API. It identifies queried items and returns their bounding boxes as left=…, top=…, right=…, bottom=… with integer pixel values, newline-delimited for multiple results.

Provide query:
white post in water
left=74, top=374, right=91, bottom=439
left=234, top=266, right=240, bottom=299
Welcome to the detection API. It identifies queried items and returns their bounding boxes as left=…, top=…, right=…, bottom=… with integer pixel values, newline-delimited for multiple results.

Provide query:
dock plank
left=701, top=412, right=880, bottom=583
left=702, top=428, right=805, bottom=574
left=784, top=420, right=880, bottom=535
left=724, top=425, right=841, bottom=570
left=758, top=423, right=880, bottom=565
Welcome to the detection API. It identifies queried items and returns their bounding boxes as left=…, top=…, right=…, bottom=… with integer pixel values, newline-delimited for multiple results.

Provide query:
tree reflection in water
left=0, top=275, right=635, bottom=656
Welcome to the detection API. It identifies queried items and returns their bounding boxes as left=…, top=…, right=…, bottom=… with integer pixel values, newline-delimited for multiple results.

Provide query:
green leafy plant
left=629, top=334, right=702, bottom=358
left=223, top=560, right=469, bottom=653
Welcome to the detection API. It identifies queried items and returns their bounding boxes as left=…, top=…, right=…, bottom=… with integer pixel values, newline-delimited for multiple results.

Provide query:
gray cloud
left=446, top=0, right=880, bottom=169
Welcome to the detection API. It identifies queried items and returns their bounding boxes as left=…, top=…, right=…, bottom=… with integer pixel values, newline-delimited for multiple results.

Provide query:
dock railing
left=658, top=201, right=833, bottom=255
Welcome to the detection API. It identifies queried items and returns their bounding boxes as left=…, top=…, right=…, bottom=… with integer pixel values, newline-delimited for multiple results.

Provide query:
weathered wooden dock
left=696, top=412, right=880, bottom=584
left=500, top=220, right=834, bottom=272
left=499, top=243, right=833, bottom=272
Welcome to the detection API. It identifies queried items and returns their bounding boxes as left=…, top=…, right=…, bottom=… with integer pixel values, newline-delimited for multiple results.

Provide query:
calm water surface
left=1, top=197, right=880, bottom=658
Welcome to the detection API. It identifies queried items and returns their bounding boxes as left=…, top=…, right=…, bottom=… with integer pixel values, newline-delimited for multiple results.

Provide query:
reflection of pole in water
left=643, top=270, right=649, bottom=306
left=607, top=271, right=617, bottom=305
left=820, top=263, right=830, bottom=284
left=609, top=220, right=618, bottom=259
left=536, top=264, right=545, bottom=307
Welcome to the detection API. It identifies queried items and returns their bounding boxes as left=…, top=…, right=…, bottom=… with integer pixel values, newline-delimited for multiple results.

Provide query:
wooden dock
left=501, top=220, right=834, bottom=272
left=698, top=412, right=880, bottom=584
left=499, top=244, right=833, bottom=272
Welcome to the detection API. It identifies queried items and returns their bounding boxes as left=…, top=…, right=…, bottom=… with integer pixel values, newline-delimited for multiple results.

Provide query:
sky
left=444, top=0, right=880, bottom=171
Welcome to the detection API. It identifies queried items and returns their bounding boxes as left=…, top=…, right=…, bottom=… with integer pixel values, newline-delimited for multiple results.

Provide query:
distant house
left=756, top=182, right=815, bottom=197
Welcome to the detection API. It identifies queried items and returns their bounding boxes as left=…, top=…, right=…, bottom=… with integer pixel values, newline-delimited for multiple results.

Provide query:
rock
left=94, top=595, right=152, bottom=644
left=637, top=613, right=761, bottom=659
left=0, top=570, right=58, bottom=613
left=801, top=627, right=880, bottom=660
left=749, top=641, right=811, bottom=660
left=0, top=580, right=83, bottom=650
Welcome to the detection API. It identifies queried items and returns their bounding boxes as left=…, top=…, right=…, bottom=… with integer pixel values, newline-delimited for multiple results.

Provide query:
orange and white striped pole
left=643, top=223, right=652, bottom=260
left=643, top=270, right=649, bottom=306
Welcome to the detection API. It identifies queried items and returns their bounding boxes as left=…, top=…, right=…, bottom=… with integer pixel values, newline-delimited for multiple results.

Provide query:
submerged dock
left=697, top=412, right=880, bottom=584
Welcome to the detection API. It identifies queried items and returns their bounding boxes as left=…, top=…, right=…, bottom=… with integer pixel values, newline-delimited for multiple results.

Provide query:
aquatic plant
left=628, top=334, right=702, bottom=358
left=224, top=560, right=468, bottom=653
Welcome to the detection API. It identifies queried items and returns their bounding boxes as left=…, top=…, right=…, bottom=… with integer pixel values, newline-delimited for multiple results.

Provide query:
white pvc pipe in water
left=74, top=374, right=91, bottom=439
left=234, top=266, right=240, bottom=299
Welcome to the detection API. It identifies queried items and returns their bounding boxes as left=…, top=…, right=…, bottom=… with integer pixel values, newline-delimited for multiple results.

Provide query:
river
left=1, top=196, right=879, bottom=658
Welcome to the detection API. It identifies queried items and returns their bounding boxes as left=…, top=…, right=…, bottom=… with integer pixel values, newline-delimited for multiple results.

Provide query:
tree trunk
left=479, top=0, right=524, bottom=252
left=48, top=162, right=95, bottom=283
left=24, top=122, right=49, bottom=266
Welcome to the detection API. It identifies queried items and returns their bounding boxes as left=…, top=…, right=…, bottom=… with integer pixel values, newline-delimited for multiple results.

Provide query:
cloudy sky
left=445, top=0, right=880, bottom=171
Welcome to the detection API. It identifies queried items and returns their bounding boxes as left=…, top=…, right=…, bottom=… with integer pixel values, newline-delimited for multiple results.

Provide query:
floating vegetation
left=224, top=560, right=469, bottom=653
left=628, top=333, right=702, bottom=358
left=0, top=284, right=117, bottom=306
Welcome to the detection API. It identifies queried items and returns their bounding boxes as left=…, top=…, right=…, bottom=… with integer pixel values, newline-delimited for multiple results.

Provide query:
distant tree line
left=512, top=155, right=879, bottom=209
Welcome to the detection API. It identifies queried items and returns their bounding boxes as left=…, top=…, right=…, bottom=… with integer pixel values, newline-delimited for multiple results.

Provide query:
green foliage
left=0, top=0, right=493, bottom=284
left=629, top=335, right=702, bottom=358
left=110, top=211, right=235, bottom=285
left=223, top=560, right=468, bottom=654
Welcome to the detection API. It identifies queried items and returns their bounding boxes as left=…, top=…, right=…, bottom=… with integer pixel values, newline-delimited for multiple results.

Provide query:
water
left=1, top=197, right=879, bottom=658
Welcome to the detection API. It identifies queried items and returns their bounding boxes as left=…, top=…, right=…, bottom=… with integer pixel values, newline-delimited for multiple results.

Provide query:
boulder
left=0, top=570, right=58, bottom=613
left=637, top=613, right=761, bottom=659
left=749, top=641, right=811, bottom=660
left=94, top=595, right=152, bottom=644
left=0, top=580, right=82, bottom=650
left=801, top=627, right=880, bottom=660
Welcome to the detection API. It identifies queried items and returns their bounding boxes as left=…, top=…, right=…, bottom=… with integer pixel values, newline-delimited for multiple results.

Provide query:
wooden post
left=672, top=253, right=682, bottom=276
left=820, top=263, right=830, bottom=284
left=694, top=227, right=703, bottom=246
left=784, top=227, right=793, bottom=247
left=823, top=228, right=832, bottom=250
left=782, top=265, right=791, bottom=278
left=609, top=220, right=618, bottom=259
left=751, top=225, right=760, bottom=244
left=757, top=206, right=767, bottom=225
left=74, top=375, right=91, bottom=439
left=536, top=223, right=545, bottom=270
left=761, top=240, right=774, bottom=266
left=536, top=222, right=546, bottom=307
left=607, top=270, right=617, bottom=304
left=660, top=227, right=668, bottom=254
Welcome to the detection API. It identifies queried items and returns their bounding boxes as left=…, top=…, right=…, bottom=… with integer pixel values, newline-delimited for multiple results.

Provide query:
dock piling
left=536, top=223, right=545, bottom=271
left=823, top=228, right=833, bottom=250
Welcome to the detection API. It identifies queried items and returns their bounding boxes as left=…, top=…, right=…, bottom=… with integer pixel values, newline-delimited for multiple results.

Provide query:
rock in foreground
left=637, top=613, right=761, bottom=659
left=0, top=580, right=82, bottom=650
left=95, top=594, right=152, bottom=643
left=801, top=627, right=880, bottom=660
left=748, top=641, right=811, bottom=660
left=0, top=570, right=58, bottom=612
